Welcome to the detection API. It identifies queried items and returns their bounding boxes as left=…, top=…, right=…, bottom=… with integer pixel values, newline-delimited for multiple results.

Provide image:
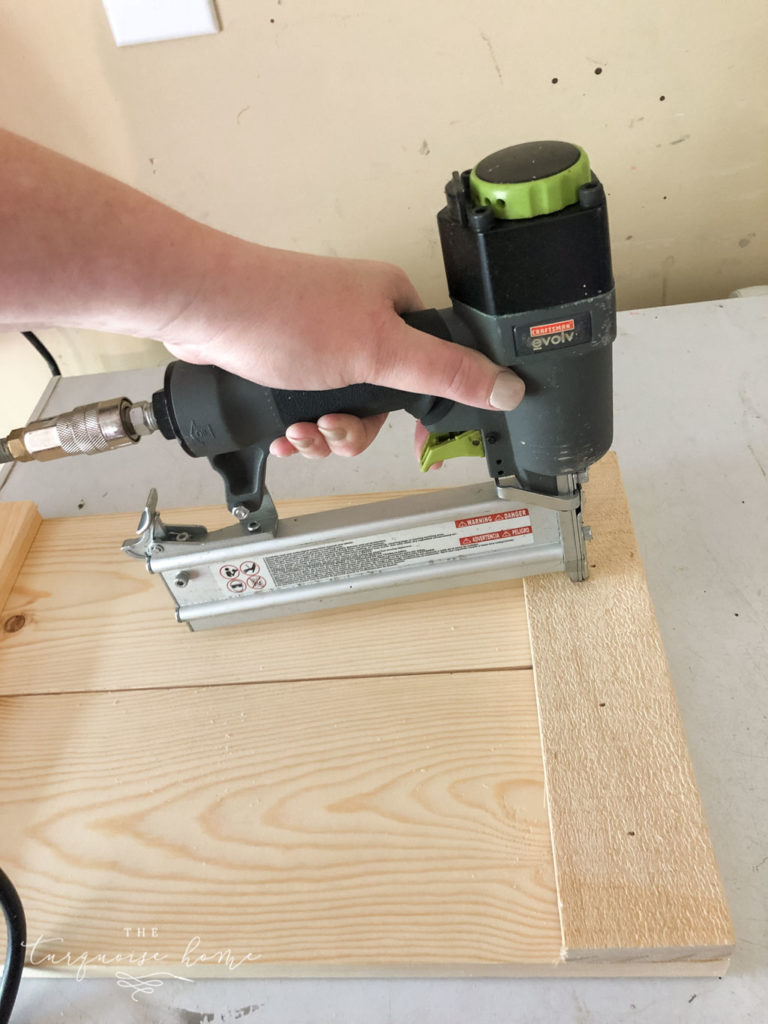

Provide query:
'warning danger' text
left=455, top=509, right=529, bottom=529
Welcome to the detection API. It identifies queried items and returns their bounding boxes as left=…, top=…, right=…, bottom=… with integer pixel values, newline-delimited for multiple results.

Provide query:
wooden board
left=525, top=459, right=733, bottom=965
left=0, top=672, right=562, bottom=972
left=0, top=495, right=530, bottom=695
left=0, top=454, right=733, bottom=977
left=0, top=499, right=39, bottom=613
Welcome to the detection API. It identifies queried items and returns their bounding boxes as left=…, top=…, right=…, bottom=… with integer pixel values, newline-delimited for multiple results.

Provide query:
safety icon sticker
left=214, top=558, right=274, bottom=597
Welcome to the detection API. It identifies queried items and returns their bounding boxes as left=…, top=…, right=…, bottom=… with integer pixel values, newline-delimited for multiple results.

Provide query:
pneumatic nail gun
left=1, top=141, right=616, bottom=630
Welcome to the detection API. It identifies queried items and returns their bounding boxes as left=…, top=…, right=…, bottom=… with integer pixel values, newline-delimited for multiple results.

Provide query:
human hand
left=158, top=238, right=525, bottom=460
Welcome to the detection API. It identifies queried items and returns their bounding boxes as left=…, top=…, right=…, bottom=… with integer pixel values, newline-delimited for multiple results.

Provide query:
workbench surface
left=2, top=297, right=766, bottom=1023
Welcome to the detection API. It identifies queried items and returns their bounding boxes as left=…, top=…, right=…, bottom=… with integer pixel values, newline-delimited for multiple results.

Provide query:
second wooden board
left=0, top=670, right=562, bottom=971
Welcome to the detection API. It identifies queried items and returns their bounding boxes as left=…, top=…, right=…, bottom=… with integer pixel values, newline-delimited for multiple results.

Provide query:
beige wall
left=1, top=0, right=767, bottom=424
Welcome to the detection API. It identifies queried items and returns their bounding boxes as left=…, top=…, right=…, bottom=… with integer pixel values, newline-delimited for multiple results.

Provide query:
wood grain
left=0, top=671, right=562, bottom=970
left=0, top=494, right=530, bottom=698
left=524, top=453, right=734, bottom=962
left=0, top=500, right=40, bottom=614
left=0, top=459, right=733, bottom=976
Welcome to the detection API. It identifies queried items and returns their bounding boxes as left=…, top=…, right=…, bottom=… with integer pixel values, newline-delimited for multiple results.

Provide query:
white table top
left=3, top=297, right=767, bottom=1023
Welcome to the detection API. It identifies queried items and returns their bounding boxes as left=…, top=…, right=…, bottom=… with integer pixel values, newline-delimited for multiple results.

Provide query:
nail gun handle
left=149, top=309, right=461, bottom=512
left=267, top=309, right=453, bottom=427
left=267, top=379, right=431, bottom=430
left=152, top=361, right=437, bottom=461
left=152, top=308, right=453, bottom=459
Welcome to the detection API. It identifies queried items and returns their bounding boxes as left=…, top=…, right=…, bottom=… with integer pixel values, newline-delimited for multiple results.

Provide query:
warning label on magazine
left=212, top=506, right=533, bottom=596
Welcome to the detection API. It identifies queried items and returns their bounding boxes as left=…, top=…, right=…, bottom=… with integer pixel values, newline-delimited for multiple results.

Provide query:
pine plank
left=0, top=495, right=530, bottom=698
left=524, top=453, right=734, bottom=963
left=0, top=458, right=733, bottom=975
left=0, top=670, right=562, bottom=971
left=0, top=500, right=40, bottom=614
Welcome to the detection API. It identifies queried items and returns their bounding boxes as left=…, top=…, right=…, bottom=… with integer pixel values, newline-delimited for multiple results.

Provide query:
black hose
left=22, top=330, right=61, bottom=377
left=0, top=867, right=26, bottom=1024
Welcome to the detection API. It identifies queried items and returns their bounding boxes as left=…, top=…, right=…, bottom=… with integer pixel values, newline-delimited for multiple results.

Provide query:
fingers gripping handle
left=154, top=365, right=436, bottom=459
left=152, top=311, right=452, bottom=511
left=154, top=309, right=454, bottom=449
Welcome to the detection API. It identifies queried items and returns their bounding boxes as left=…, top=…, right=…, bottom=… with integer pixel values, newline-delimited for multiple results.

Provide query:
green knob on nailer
left=469, top=140, right=591, bottom=220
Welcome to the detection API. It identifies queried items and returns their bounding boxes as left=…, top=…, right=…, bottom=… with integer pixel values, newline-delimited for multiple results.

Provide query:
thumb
left=370, top=321, right=525, bottom=411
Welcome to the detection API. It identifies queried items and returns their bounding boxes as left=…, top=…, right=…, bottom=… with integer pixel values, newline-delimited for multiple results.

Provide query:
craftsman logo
left=530, top=319, right=575, bottom=337
left=459, top=525, right=533, bottom=546
left=455, top=509, right=529, bottom=529
left=515, top=313, right=591, bottom=356
left=529, top=319, right=575, bottom=352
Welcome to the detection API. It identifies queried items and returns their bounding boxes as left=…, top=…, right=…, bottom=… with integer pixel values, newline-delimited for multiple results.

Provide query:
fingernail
left=288, top=436, right=313, bottom=450
left=318, top=426, right=347, bottom=442
left=489, top=370, right=525, bottom=411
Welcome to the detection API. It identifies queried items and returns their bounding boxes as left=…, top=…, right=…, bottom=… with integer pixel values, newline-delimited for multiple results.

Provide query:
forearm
left=0, top=128, right=227, bottom=339
left=0, top=128, right=523, bottom=431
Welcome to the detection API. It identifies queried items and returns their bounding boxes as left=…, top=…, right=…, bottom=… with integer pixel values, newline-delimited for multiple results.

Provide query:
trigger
left=419, top=430, right=485, bottom=472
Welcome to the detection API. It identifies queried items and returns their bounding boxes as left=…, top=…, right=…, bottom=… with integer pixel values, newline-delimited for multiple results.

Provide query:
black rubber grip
left=268, top=309, right=451, bottom=425
left=270, top=382, right=430, bottom=426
